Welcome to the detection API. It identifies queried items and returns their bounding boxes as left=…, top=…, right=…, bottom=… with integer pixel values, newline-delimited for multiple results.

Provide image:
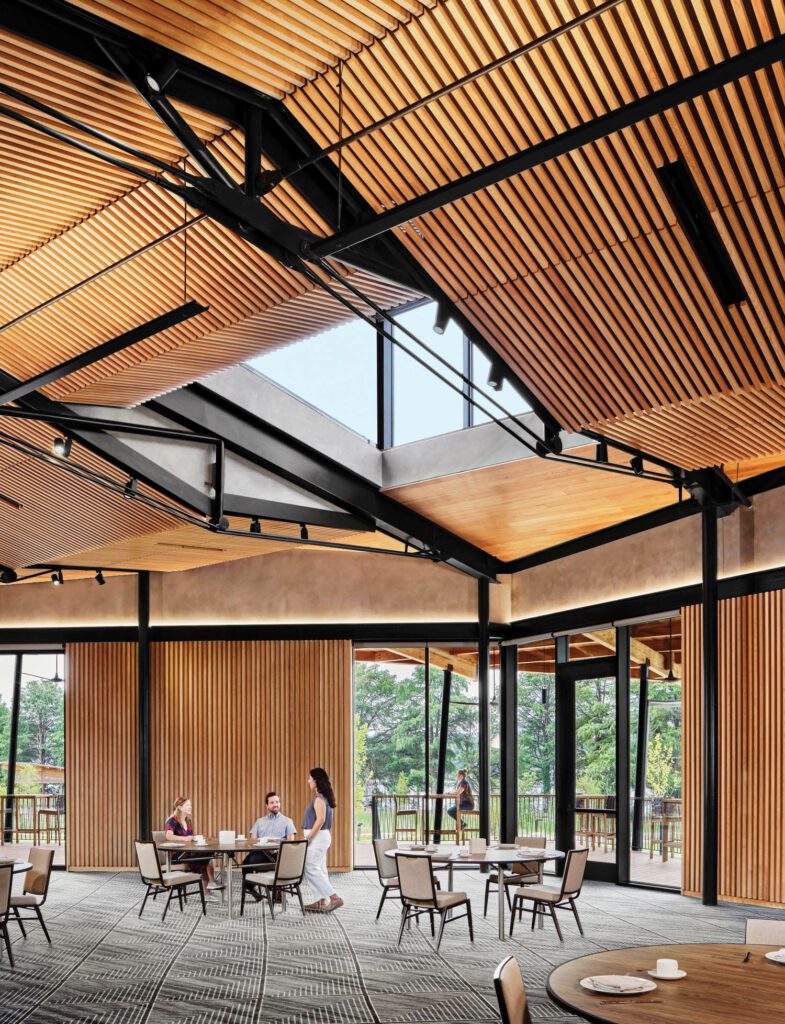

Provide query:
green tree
left=0, top=696, right=10, bottom=792
left=354, top=713, right=369, bottom=817
left=16, top=679, right=64, bottom=767
left=647, top=732, right=678, bottom=797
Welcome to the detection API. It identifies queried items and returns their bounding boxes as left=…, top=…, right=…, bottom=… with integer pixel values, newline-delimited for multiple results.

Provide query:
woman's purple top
left=303, top=794, right=333, bottom=831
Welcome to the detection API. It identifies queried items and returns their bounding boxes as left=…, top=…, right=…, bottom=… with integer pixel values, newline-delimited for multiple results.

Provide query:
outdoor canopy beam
left=309, top=33, right=785, bottom=258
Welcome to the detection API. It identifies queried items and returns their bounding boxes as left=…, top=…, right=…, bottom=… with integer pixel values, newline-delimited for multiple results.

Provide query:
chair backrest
left=152, top=830, right=168, bottom=867
left=515, top=836, right=546, bottom=849
left=135, top=840, right=164, bottom=884
left=560, top=848, right=589, bottom=899
left=373, top=837, right=398, bottom=880
left=745, top=919, right=785, bottom=944
left=275, top=840, right=308, bottom=884
left=396, top=853, right=436, bottom=906
left=24, top=847, right=55, bottom=900
left=0, top=864, right=12, bottom=923
left=493, top=956, right=532, bottom=1024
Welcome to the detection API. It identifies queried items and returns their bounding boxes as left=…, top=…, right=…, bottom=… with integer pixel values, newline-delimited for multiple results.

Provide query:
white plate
left=496, top=843, right=517, bottom=850
left=647, top=969, right=686, bottom=980
left=580, top=976, right=657, bottom=996
left=764, top=951, right=785, bottom=964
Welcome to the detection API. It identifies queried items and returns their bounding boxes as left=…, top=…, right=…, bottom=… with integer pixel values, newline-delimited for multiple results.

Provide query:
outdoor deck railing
left=1, top=793, right=66, bottom=845
left=368, top=793, right=680, bottom=856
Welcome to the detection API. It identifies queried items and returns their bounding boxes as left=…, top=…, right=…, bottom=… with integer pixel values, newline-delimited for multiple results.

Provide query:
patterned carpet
left=1, top=867, right=782, bottom=1023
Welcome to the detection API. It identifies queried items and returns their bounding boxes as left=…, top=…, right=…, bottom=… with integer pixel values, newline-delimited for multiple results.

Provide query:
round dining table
left=385, top=845, right=564, bottom=940
left=159, top=837, right=281, bottom=918
left=547, top=943, right=785, bottom=1023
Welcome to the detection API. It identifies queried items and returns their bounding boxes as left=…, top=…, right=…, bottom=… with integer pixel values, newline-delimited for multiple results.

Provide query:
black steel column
left=2, top=654, right=22, bottom=844
left=462, top=333, right=473, bottom=429
left=138, top=571, right=151, bottom=841
left=376, top=313, right=393, bottom=449
left=499, top=644, right=518, bottom=842
left=554, top=635, right=572, bottom=876
left=424, top=644, right=430, bottom=843
left=433, top=667, right=452, bottom=841
left=631, top=662, right=650, bottom=851
left=616, top=626, right=631, bottom=885
left=478, top=578, right=491, bottom=840
left=702, top=506, right=719, bottom=905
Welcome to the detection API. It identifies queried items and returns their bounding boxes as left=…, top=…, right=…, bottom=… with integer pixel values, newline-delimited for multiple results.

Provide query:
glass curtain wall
left=515, top=639, right=556, bottom=867
left=629, top=615, right=683, bottom=888
left=353, top=643, right=483, bottom=866
left=1, top=651, right=65, bottom=864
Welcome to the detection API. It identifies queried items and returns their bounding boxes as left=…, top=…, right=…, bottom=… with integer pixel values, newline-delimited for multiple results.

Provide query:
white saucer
left=647, top=969, right=687, bottom=979
left=764, top=952, right=785, bottom=964
left=580, top=976, right=657, bottom=996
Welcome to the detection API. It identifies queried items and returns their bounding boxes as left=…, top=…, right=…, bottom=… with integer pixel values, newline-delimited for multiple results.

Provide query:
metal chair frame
left=10, top=847, right=54, bottom=944
left=240, top=839, right=308, bottom=919
left=136, top=841, right=206, bottom=921
left=395, top=852, right=472, bottom=952
left=509, top=848, right=589, bottom=941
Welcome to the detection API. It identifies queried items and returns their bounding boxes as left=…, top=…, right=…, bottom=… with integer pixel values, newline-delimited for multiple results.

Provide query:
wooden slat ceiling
left=0, top=26, right=416, bottom=408
left=383, top=444, right=785, bottom=562
left=282, top=0, right=785, bottom=470
left=70, top=0, right=438, bottom=98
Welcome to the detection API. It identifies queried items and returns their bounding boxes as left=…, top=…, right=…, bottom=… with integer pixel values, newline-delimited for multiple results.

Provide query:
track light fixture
left=51, top=569, right=64, bottom=586
left=0, top=565, right=17, bottom=584
left=595, top=441, right=608, bottom=464
left=630, top=455, right=645, bottom=476
left=124, top=477, right=138, bottom=497
left=487, top=355, right=505, bottom=391
left=250, top=517, right=261, bottom=534
left=95, top=569, right=106, bottom=585
left=535, top=431, right=563, bottom=457
left=52, top=436, right=72, bottom=458
left=144, top=58, right=178, bottom=95
left=300, top=523, right=309, bottom=540
left=432, top=300, right=450, bottom=335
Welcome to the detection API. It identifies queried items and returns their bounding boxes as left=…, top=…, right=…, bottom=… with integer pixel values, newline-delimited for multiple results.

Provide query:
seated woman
left=164, top=796, right=218, bottom=896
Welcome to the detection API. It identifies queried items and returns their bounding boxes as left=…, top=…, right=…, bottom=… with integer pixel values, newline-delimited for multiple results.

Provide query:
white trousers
left=304, top=829, right=335, bottom=901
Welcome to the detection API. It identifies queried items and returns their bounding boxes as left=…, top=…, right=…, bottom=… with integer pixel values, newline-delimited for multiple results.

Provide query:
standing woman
left=302, top=768, right=343, bottom=912
left=164, top=796, right=218, bottom=895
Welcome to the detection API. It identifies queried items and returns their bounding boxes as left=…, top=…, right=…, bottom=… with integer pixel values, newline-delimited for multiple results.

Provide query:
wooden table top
left=159, top=837, right=282, bottom=853
left=385, top=846, right=564, bottom=865
left=0, top=859, right=32, bottom=874
left=547, top=943, right=785, bottom=1024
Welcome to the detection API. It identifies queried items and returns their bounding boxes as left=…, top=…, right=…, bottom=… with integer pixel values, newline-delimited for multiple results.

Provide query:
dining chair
left=396, top=852, right=472, bottom=952
left=494, top=956, right=532, bottom=1024
left=135, top=840, right=206, bottom=921
left=0, top=863, right=14, bottom=968
left=373, top=837, right=401, bottom=919
left=10, top=847, right=54, bottom=944
left=484, top=836, right=545, bottom=916
left=152, top=831, right=186, bottom=876
left=241, top=839, right=307, bottom=918
left=745, top=919, right=785, bottom=943
left=509, top=847, right=589, bottom=941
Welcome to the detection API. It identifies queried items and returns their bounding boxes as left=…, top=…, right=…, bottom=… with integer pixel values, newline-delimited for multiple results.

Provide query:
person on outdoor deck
left=446, top=769, right=475, bottom=829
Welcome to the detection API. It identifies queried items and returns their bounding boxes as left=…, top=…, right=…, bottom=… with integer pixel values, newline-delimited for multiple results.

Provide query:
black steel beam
left=376, top=314, right=394, bottom=450
left=311, top=34, right=785, bottom=257
left=433, top=668, right=452, bottom=842
left=138, top=571, right=151, bottom=841
left=702, top=506, right=719, bottom=905
left=150, top=384, right=501, bottom=580
left=499, top=643, right=518, bottom=843
left=554, top=635, right=572, bottom=875
left=0, top=367, right=214, bottom=517
left=615, top=625, right=631, bottom=885
left=631, top=661, right=649, bottom=852
left=0, top=0, right=557, bottom=432
left=477, top=579, right=491, bottom=840
left=0, top=302, right=207, bottom=407
left=2, top=655, right=22, bottom=843
left=222, top=494, right=372, bottom=532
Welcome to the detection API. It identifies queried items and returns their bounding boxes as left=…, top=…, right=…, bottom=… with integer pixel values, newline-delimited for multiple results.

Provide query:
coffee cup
left=656, top=958, right=679, bottom=977
left=194, top=835, right=205, bottom=844
left=236, top=834, right=246, bottom=841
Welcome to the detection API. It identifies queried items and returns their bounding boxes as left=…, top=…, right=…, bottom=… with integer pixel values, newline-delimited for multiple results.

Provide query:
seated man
left=243, top=791, right=296, bottom=901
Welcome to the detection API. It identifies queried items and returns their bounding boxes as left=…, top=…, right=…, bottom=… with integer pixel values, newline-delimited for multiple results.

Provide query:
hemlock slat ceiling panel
left=70, top=0, right=438, bottom=97
left=0, top=30, right=229, bottom=269
left=0, top=35, right=417, bottom=406
left=284, top=0, right=785, bottom=468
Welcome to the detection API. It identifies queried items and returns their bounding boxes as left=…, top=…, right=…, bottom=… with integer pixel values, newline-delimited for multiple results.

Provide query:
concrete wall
left=510, top=486, right=785, bottom=622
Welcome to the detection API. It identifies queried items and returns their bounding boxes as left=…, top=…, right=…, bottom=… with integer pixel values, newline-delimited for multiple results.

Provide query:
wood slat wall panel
left=682, top=593, right=785, bottom=906
left=150, top=641, right=353, bottom=870
left=65, top=642, right=138, bottom=869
